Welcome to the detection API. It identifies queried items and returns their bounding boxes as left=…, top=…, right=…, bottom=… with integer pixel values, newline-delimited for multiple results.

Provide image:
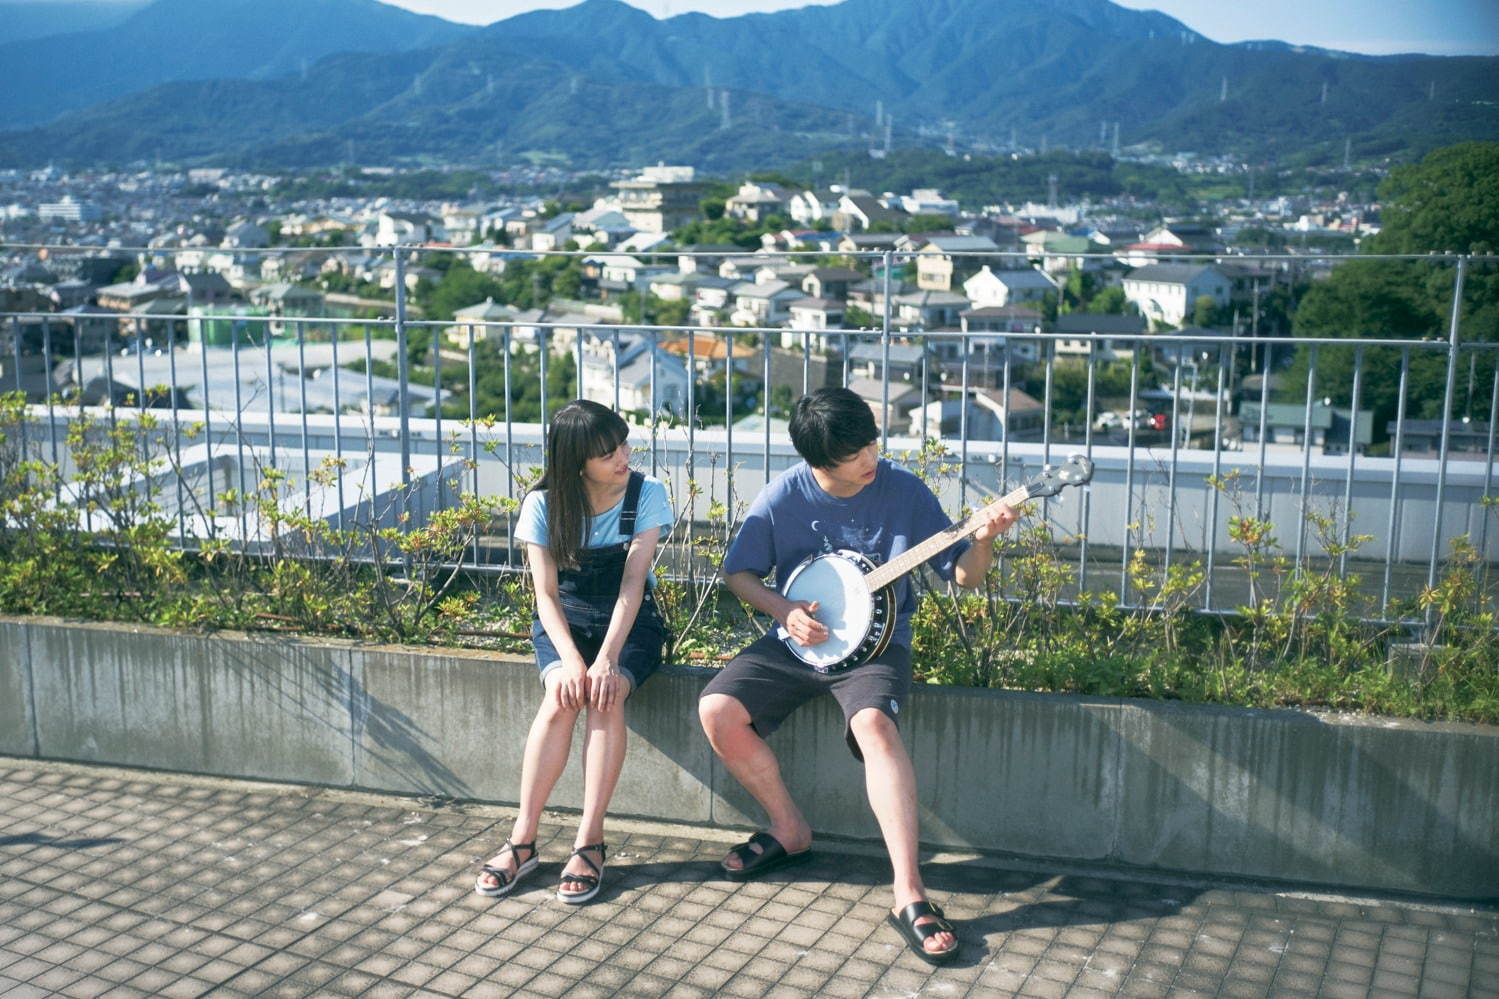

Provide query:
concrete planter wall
left=3, top=615, right=1495, bottom=900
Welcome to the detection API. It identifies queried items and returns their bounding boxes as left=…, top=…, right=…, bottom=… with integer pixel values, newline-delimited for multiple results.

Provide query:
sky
left=372, top=0, right=1499, bottom=56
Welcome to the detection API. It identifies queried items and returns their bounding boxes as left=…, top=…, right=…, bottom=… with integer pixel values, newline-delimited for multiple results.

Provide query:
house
left=955, top=304, right=1045, bottom=370
left=375, top=211, right=438, bottom=247
left=690, top=278, right=737, bottom=327
left=893, top=290, right=969, bottom=331
left=846, top=277, right=915, bottom=316
left=800, top=267, right=863, bottom=302
left=510, top=305, right=601, bottom=356
left=222, top=221, right=270, bottom=249
left=440, top=205, right=484, bottom=246
left=612, top=165, right=709, bottom=233
left=787, top=189, right=841, bottom=226
left=659, top=333, right=758, bottom=378
left=1142, top=222, right=1219, bottom=254
left=847, top=342, right=928, bottom=385
left=96, top=270, right=232, bottom=311
left=371, top=259, right=437, bottom=292
left=837, top=232, right=902, bottom=255
left=764, top=230, right=840, bottom=253
left=1122, top=263, right=1230, bottom=327
left=647, top=271, right=705, bottom=302
left=900, top=189, right=959, bottom=219
left=962, top=266, right=1055, bottom=308
left=786, top=298, right=846, bottom=345
left=1020, top=231, right=1098, bottom=274
left=832, top=195, right=906, bottom=233
left=1385, top=418, right=1491, bottom=458
left=594, top=254, right=673, bottom=299
left=579, top=333, right=690, bottom=417
left=915, top=235, right=999, bottom=291
left=1241, top=400, right=1374, bottom=454
left=1114, top=242, right=1190, bottom=267
left=527, top=212, right=575, bottom=252
left=614, top=231, right=673, bottom=255
left=570, top=207, right=634, bottom=248
left=725, top=182, right=791, bottom=223
left=447, top=298, right=519, bottom=348
left=753, top=262, right=814, bottom=288
left=248, top=284, right=326, bottom=336
left=1149, top=325, right=1234, bottom=370
left=1052, top=312, right=1146, bottom=360
left=677, top=244, right=741, bottom=275
left=848, top=376, right=923, bottom=435
left=729, top=280, right=799, bottom=326
left=907, top=387, right=1046, bottom=442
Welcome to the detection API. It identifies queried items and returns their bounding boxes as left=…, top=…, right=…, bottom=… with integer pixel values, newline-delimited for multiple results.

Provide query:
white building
left=1122, top=263, right=1231, bottom=327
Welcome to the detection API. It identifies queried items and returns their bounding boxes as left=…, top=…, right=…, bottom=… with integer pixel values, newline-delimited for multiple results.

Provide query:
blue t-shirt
left=516, top=476, right=674, bottom=585
left=722, top=458, right=968, bottom=648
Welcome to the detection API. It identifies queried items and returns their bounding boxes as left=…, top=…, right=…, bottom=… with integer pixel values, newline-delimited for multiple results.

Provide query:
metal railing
left=3, top=242, right=1495, bottom=625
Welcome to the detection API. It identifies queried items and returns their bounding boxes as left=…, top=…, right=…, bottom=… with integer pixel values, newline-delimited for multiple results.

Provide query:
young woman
left=474, top=400, right=673, bottom=905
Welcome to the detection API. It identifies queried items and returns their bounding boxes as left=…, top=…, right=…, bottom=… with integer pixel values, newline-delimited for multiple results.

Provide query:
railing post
left=1427, top=255, right=1467, bottom=633
left=394, top=247, right=413, bottom=513
left=881, top=249, right=892, bottom=451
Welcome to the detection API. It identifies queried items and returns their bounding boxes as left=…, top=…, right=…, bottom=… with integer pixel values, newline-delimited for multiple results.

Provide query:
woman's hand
left=553, top=657, right=590, bottom=710
left=588, top=656, right=628, bottom=711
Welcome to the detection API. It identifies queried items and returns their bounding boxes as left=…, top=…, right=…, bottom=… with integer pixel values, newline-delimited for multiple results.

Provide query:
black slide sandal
left=720, top=831, right=811, bottom=882
left=887, top=899, right=959, bottom=965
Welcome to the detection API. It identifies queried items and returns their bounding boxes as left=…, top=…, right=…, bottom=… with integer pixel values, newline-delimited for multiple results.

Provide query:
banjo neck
left=862, top=484, right=1031, bottom=592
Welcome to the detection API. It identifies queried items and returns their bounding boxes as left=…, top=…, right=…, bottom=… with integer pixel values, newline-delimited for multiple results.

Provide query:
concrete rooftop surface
left=0, top=758, right=1495, bottom=999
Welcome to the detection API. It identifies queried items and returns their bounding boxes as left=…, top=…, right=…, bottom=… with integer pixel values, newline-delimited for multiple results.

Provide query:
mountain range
left=2, top=0, right=1496, bottom=171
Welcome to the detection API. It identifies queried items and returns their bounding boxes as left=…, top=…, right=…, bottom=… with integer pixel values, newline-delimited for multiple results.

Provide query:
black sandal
left=557, top=843, right=606, bottom=905
left=887, top=899, right=959, bottom=965
left=473, top=839, right=538, bottom=897
left=720, top=831, right=811, bottom=882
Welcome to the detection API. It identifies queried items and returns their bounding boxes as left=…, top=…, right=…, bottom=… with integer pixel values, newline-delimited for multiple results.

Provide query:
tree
left=1366, top=142, right=1499, bottom=255
left=1282, top=142, right=1499, bottom=439
left=699, top=196, right=726, bottom=221
left=1192, top=294, right=1225, bottom=329
left=1084, top=286, right=1130, bottom=315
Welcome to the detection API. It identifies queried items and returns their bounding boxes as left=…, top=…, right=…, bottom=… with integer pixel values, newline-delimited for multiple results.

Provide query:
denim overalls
left=531, top=471, right=667, bottom=689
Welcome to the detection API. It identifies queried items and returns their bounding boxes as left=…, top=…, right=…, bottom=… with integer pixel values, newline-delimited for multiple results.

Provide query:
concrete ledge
left=5, top=615, right=1496, bottom=899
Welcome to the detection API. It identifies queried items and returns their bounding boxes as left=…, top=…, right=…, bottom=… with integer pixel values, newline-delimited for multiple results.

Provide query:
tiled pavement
left=1, top=758, right=1495, bottom=999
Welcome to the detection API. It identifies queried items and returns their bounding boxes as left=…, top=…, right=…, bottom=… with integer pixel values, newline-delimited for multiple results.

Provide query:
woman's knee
left=535, top=688, right=579, bottom=725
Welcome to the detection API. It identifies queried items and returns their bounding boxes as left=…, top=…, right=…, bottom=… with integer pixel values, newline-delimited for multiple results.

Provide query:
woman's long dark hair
left=532, top=400, right=629, bottom=570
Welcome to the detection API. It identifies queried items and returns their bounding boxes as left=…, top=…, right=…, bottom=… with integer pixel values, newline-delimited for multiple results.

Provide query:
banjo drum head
left=780, top=552, right=874, bottom=670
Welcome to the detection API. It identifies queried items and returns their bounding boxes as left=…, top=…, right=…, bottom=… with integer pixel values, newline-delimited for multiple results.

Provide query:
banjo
left=777, top=453, right=1095, bottom=672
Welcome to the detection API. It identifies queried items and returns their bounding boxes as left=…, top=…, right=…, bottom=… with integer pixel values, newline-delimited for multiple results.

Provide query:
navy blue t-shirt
left=722, top=458, right=969, bottom=649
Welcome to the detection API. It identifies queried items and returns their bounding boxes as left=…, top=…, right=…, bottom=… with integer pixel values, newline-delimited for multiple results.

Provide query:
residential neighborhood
left=0, top=154, right=1448, bottom=457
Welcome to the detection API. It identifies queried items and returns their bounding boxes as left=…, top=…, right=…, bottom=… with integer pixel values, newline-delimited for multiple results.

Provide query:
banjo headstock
left=1022, top=453, right=1094, bottom=500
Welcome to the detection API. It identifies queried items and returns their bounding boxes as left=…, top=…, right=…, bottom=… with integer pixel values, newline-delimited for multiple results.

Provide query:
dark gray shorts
left=700, top=632, right=912, bottom=761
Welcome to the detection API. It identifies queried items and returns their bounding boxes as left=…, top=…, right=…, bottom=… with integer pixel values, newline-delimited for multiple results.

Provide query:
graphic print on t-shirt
left=814, top=518, right=884, bottom=562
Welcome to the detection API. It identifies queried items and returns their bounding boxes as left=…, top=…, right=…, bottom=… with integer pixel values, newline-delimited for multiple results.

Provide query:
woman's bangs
left=588, top=424, right=628, bottom=459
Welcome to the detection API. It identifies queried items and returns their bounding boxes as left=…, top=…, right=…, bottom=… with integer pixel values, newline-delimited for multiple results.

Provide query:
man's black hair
left=789, top=387, right=878, bottom=469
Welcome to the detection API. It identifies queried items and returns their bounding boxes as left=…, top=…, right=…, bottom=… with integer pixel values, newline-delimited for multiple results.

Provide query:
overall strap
left=617, top=471, right=645, bottom=541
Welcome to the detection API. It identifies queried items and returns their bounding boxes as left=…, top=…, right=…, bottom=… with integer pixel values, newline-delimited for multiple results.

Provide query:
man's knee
left=698, top=692, right=750, bottom=743
left=848, top=707, right=901, bottom=753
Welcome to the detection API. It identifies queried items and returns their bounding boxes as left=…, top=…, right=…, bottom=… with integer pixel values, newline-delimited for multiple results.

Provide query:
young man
left=699, top=387, right=1017, bottom=964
